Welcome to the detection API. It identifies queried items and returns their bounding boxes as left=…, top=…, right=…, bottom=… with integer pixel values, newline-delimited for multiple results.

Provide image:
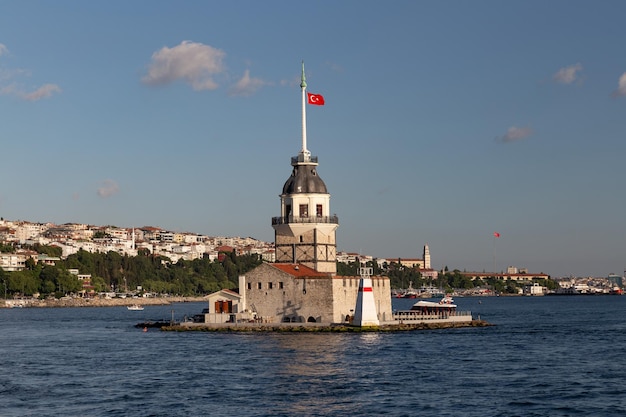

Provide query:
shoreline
left=2, top=296, right=207, bottom=309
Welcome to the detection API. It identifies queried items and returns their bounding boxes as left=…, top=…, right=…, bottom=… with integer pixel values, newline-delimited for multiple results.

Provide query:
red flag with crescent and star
left=307, top=93, right=325, bottom=105
left=494, top=232, right=500, bottom=238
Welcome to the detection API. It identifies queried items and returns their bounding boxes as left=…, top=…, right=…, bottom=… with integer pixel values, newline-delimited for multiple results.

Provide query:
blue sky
left=1, top=1, right=626, bottom=278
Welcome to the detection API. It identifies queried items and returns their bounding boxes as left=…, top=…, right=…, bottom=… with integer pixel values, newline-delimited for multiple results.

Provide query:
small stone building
left=196, top=289, right=254, bottom=324
left=240, top=263, right=392, bottom=324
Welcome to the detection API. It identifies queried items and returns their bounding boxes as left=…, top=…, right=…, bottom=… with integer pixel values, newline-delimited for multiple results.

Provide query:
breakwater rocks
left=158, top=319, right=493, bottom=333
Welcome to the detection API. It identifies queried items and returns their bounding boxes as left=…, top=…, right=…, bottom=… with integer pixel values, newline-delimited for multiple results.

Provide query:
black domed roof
left=282, top=165, right=328, bottom=194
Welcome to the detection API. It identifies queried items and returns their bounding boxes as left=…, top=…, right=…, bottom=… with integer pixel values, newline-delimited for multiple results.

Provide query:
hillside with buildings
left=0, top=218, right=622, bottom=299
left=0, top=218, right=274, bottom=269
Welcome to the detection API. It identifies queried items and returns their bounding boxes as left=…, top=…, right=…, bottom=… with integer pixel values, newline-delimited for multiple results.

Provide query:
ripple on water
left=2, top=298, right=626, bottom=416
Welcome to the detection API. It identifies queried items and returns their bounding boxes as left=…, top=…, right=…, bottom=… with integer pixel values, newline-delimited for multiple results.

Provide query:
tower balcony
left=291, top=155, right=318, bottom=165
left=271, top=215, right=339, bottom=226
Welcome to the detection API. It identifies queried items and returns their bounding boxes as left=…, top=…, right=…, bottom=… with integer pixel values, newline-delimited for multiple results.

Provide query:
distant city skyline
left=0, top=216, right=618, bottom=279
left=1, top=2, right=626, bottom=278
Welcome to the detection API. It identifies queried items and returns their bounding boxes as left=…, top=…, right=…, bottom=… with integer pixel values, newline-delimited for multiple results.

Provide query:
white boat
left=127, top=304, right=144, bottom=311
left=411, top=294, right=457, bottom=311
left=393, top=295, right=472, bottom=323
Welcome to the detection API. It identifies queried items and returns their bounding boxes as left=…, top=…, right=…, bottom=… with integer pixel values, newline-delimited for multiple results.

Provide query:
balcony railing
left=291, top=155, right=318, bottom=164
left=272, top=215, right=339, bottom=226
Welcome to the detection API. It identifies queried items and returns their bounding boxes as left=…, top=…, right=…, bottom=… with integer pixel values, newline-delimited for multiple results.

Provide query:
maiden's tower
left=239, top=63, right=392, bottom=324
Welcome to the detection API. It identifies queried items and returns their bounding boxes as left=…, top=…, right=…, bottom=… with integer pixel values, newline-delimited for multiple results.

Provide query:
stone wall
left=243, top=264, right=393, bottom=324
left=244, top=263, right=335, bottom=323
left=331, top=276, right=393, bottom=323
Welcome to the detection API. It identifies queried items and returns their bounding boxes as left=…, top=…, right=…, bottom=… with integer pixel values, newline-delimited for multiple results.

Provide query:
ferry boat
left=393, top=295, right=472, bottom=323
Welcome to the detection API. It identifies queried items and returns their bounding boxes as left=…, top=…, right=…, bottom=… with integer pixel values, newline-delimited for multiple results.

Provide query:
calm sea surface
left=1, top=296, right=626, bottom=417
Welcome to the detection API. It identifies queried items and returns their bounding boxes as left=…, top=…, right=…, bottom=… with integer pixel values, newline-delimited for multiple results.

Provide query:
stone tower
left=271, top=62, right=339, bottom=274
left=423, top=244, right=431, bottom=269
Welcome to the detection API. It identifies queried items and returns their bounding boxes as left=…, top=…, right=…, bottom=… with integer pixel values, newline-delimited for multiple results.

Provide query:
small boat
left=393, top=294, right=472, bottom=323
left=398, top=281, right=419, bottom=298
left=410, top=294, right=457, bottom=312
left=127, top=304, right=144, bottom=311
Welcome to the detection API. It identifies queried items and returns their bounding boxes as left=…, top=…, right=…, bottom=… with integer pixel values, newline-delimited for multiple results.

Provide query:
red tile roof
left=270, top=263, right=331, bottom=278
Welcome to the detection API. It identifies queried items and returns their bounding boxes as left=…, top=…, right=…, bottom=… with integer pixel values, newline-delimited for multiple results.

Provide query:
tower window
left=279, top=282, right=284, bottom=289
left=268, top=282, right=273, bottom=289
left=299, top=204, right=308, bottom=217
left=316, top=204, right=323, bottom=217
left=257, top=282, right=262, bottom=290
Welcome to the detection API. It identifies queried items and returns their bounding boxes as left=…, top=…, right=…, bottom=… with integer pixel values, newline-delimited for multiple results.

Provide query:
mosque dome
left=282, top=165, right=328, bottom=194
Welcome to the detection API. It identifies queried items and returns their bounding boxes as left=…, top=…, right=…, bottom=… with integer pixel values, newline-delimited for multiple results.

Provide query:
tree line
left=0, top=246, right=263, bottom=298
left=1, top=245, right=556, bottom=298
left=337, top=260, right=556, bottom=294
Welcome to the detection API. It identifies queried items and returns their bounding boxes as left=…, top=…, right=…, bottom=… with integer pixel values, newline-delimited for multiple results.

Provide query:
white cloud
left=496, top=126, right=533, bottom=143
left=97, top=179, right=119, bottom=198
left=142, top=41, right=226, bottom=91
left=0, top=44, right=60, bottom=101
left=1, top=82, right=61, bottom=101
left=553, top=63, right=582, bottom=85
left=21, top=83, right=62, bottom=101
left=0, top=68, right=29, bottom=83
left=612, top=72, right=626, bottom=98
left=0, top=83, right=18, bottom=96
left=229, top=69, right=266, bottom=96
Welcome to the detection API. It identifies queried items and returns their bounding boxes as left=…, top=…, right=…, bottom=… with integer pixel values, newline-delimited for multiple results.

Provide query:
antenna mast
left=300, top=61, right=311, bottom=161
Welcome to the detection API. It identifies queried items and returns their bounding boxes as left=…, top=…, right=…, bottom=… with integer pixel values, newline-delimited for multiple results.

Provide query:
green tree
left=56, top=270, right=82, bottom=295
left=91, top=276, right=107, bottom=292
left=26, top=244, right=62, bottom=257
left=0, top=267, right=7, bottom=298
left=0, top=243, right=15, bottom=253
left=39, top=265, right=61, bottom=295
left=7, top=270, right=39, bottom=296
left=337, top=261, right=359, bottom=276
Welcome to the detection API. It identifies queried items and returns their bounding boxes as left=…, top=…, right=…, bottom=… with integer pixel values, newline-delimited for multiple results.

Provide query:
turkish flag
left=494, top=232, right=500, bottom=238
left=307, top=93, right=325, bottom=105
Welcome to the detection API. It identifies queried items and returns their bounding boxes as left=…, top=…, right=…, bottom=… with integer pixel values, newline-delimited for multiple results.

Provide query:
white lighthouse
left=352, top=263, right=380, bottom=326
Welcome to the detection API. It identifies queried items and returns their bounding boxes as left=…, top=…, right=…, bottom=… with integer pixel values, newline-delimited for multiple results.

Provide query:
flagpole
left=300, top=61, right=308, bottom=156
left=492, top=232, right=500, bottom=276
left=493, top=235, right=496, bottom=275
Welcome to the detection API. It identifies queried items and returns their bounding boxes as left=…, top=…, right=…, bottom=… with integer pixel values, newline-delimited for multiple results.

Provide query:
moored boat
left=393, top=295, right=472, bottom=323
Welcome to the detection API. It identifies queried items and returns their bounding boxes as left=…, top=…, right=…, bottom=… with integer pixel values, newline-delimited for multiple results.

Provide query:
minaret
left=271, top=62, right=339, bottom=274
left=423, top=244, right=431, bottom=269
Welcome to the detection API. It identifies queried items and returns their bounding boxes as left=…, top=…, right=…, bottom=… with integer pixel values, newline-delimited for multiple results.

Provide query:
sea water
left=1, top=296, right=625, bottom=417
